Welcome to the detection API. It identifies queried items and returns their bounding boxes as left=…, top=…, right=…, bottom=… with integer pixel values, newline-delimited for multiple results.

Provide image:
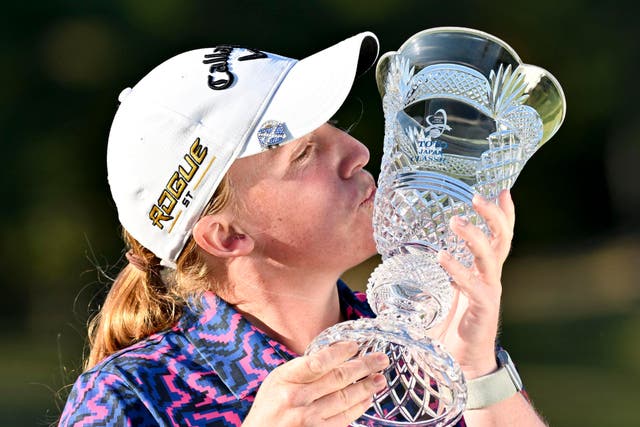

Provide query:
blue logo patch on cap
left=257, top=120, right=288, bottom=149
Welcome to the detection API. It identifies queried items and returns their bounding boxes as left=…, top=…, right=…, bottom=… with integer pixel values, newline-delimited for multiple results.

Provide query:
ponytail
left=85, top=237, right=180, bottom=369
left=85, top=174, right=234, bottom=370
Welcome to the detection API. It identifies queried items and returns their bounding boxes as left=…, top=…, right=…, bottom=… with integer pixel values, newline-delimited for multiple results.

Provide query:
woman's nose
left=338, top=132, right=370, bottom=179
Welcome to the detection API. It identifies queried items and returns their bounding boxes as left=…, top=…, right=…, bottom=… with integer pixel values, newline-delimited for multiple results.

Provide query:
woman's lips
left=360, top=185, right=376, bottom=206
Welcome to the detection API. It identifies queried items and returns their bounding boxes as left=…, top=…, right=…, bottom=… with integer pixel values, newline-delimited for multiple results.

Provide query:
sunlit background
left=2, top=1, right=638, bottom=426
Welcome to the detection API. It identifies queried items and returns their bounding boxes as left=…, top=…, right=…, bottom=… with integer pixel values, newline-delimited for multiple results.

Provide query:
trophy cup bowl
left=307, top=27, right=566, bottom=427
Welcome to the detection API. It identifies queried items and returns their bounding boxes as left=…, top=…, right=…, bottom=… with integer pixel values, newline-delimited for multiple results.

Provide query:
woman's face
left=229, top=123, right=377, bottom=274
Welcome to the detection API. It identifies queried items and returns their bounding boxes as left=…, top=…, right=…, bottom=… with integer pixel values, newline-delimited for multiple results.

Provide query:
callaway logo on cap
left=107, top=32, right=379, bottom=267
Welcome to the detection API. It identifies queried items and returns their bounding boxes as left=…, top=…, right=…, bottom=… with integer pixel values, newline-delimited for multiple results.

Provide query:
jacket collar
left=179, top=280, right=374, bottom=399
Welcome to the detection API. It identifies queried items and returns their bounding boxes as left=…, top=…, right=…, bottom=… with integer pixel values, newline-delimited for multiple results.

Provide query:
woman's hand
left=243, top=341, right=389, bottom=427
left=431, top=190, right=515, bottom=379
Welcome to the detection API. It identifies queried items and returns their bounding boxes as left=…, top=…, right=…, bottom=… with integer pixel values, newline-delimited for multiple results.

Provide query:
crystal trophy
left=306, top=27, right=565, bottom=426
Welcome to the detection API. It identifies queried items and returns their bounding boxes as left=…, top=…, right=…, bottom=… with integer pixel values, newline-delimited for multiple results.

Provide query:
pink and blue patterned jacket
left=60, top=281, right=468, bottom=426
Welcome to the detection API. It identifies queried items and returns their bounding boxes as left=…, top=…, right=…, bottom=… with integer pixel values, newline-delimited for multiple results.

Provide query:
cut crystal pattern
left=406, top=65, right=490, bottom=115
left=367, top=251, right=453, bottom=330
left=306, top=318, right=466, bottom=427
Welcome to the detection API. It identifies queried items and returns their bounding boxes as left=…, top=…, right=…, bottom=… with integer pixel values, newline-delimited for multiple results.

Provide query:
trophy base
left=305, top=317, right=466, bottom=427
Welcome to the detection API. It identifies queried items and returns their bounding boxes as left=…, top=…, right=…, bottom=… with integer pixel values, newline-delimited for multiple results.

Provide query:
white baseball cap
left=107, top=32, right=379, bottom=267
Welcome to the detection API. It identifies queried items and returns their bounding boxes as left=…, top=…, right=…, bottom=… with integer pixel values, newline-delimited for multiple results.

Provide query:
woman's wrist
left=461, top=356, right=499, bottom=380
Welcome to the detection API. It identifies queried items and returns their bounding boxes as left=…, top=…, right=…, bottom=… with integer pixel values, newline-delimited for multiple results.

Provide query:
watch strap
left=466, top=365, right=518, bottom=410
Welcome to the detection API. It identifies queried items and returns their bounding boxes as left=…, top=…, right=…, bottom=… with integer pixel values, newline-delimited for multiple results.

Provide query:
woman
left=60, top=32, right=546, bottom=426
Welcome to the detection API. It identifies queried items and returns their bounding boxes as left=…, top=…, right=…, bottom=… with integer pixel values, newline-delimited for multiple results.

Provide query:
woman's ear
left=192, top=215, right=254, bottom=258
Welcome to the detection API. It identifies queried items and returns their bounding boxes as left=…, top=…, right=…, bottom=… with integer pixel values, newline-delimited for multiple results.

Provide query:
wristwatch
left=466, top=349, right=523, bottom=410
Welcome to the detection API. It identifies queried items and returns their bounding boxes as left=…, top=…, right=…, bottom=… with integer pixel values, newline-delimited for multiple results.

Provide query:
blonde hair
left=85, top=174, right=234, bottom=370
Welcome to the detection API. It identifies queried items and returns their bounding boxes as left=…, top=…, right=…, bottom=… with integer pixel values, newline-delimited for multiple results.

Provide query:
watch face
left=497, top=349, right=524, bottom=391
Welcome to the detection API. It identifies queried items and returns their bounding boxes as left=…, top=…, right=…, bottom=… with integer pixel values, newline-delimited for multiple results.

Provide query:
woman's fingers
left=472, top=191, right=514, bottom=261
left=449, top=215, right=500, bottom=282
left=275, top=342, right=388, bottom=407
left=323, top=394, right=378, bottom=427
left=447, top=191, right=515, bottom=280
left=315, top=373, right=386, bottom=423
left=278, top=341, right=359, bottom=385
left=438, top=250, right=479, bottom=297
left=497, top=189, right=516, bottom=231
left=308, top=352, right=389, bottom=402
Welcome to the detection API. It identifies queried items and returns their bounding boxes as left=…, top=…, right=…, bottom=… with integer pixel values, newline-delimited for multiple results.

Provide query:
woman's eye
left=294, top=144, right=313, bottom=162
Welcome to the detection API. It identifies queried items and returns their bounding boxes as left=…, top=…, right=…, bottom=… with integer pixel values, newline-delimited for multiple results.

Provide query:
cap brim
left=241, top=32, right=379, bottom=157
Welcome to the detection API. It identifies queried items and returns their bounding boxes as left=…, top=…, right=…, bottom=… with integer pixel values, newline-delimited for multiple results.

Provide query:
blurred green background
left=2, top=1, right=639, bottom=426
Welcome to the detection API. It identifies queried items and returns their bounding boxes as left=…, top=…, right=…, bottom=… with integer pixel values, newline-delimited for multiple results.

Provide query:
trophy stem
left=367, top=249, right=453, bottom=332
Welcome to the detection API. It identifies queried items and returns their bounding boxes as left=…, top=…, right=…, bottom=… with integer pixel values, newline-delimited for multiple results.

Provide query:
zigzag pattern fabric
left=60, top=281, right=428, bottom=426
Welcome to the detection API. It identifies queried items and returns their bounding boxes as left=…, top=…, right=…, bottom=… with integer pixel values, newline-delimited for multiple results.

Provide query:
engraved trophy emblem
left=306, top=27, right=566, bottom=426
